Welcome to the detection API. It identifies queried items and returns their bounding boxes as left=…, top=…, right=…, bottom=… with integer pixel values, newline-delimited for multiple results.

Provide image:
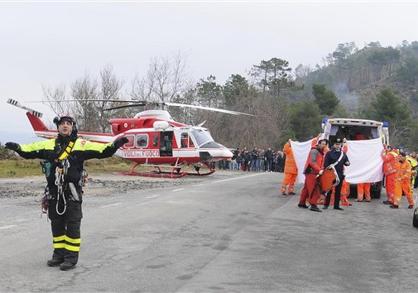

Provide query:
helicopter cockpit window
left=191, top=129, right=214, bottom=147
left=136, top=134, right=148, bottom=148
left=153, top=135, right=159, bottom=147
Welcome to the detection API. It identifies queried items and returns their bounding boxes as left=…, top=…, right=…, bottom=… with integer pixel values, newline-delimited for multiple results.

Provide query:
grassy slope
left=0, top=157, right=133, bottom=178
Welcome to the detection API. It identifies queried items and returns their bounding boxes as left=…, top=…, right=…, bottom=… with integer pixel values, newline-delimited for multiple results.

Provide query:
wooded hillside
left=41, top=41, right=418, bottom=151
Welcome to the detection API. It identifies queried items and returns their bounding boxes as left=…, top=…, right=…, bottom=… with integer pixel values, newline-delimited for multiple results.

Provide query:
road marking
left=0, top=225, right=17, bottom=230
left=213, top=173, right=266, bottom=184
left=145, top=194, right=160, bottom=199
left=173, top=188, right=184, bottom=192
left=100, top=203, right=122, bottom=209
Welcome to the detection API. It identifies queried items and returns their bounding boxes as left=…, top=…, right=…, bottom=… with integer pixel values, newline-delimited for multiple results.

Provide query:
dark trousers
left=324, top=177, right=343, bottom=208
left=48, top=199, right=82, bottom=264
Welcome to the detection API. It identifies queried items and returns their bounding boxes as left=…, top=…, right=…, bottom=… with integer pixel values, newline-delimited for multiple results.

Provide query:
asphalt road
left=0, top=172, right=417, bottom=293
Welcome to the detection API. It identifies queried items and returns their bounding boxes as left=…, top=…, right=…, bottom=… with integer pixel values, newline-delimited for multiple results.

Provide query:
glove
left=113, top=137, right=129, bottom=149
left=5, top=142, right=20, bottom=151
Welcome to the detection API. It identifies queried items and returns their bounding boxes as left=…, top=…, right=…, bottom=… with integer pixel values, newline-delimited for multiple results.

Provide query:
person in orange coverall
left=340, top=180, right=352, bottom=206
left=381, top=145, right=398, bottom=205
left=340, top=141, right=352, bottom=206
left=391, top=151, right=415, bottom=209
left=281, top=141, right=298, bottom=195
left=298, top=139, right=328, bottom=212
left=357, top=183, right=371, bottom=202
left=352, top=133, right=372, bottom=202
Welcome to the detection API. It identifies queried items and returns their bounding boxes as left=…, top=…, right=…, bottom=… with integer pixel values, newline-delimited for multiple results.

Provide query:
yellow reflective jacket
left=16, top=136, right=118, bottom=196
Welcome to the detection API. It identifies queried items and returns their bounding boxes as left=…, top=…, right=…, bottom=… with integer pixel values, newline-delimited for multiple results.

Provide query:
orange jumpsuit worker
left=391, top=152, right=415, bottom=209
left=381, top=146, right=398, bottom=205
left=298, top=139, right=327, bottom=212
left=357, top=183, right=371, bottom=202
left=340, top=180, right=352, bottom=206
left=353, top=133, right=372, bottom=202
left=281, top=141, right=298, bottom=195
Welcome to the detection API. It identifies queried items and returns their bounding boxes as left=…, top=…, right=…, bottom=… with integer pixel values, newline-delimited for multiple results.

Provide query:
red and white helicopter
left=7, top=99, right=252, bottom=178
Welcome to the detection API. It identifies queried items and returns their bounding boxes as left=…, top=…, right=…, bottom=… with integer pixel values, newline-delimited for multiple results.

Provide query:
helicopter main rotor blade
left=26, top=99, right=150, bottom=111
left=102, top=103, right=148, bottom=111
left=164, top=102, right=255, bottom=116
left=25, top=99, right=146, bottom=103
left=23, top=99, right=254, bottom=116
left=7, top=99, right=43, bottom=117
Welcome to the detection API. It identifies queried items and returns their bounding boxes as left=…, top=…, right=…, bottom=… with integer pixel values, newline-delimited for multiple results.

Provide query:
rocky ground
left=0, top=170, right=246, bottom=199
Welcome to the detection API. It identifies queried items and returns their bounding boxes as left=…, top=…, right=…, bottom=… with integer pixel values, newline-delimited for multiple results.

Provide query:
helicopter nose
left=200, top=148, right=233, bottom=161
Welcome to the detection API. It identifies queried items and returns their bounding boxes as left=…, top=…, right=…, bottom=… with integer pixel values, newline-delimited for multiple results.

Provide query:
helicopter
left=6, top=98, right=253, bottom=178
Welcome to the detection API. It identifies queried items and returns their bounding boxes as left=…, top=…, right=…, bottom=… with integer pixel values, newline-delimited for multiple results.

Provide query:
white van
left=321, top=117, right=389, bottom=198
left=321, top=118, right=389, bottom=145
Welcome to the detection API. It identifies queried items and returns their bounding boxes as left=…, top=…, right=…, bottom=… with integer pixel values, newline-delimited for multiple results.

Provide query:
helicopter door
left=160, top=131, right=173, bottom=156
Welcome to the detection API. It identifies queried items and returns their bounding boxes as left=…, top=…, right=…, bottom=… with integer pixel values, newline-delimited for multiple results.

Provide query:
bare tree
left=131, top=53, right=188, bottom=104
left=95, top=65, right=124, bottom=132
left=43, top=66, right=124, bottom=132
left=71, top=74, right=99, bottom=131
left=42, top=85, right=72, bottom=116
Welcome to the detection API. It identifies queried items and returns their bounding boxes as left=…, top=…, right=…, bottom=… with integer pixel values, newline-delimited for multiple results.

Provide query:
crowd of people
left=287, top=137, right=418, bottom=212
left=217, top=138, right=418, bottom=213
left=217, top=147, right=286, bottom=172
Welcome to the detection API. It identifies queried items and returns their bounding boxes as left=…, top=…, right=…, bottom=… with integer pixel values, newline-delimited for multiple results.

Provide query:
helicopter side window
left=124, top=135, right=134, bottom=148
left=136, top=134, right=148, bottom=148
left=181, top=132, right=189, bottom=148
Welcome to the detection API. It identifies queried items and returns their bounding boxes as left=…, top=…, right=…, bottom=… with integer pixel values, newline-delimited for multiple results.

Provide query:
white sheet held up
left=290, top=139, right=313, bottom=184
left=345, top=138, right=384, bottom=184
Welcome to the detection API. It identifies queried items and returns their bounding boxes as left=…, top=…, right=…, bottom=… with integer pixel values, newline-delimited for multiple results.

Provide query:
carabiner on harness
left=54, top=159, right=70, bottom=215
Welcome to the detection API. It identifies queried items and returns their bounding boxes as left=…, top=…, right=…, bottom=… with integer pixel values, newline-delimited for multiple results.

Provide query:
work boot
left=334, top=207, right=344, bottom=211
left=289, top=192, right=296, bottom=195
left=390, top=205, right=399, bottom=209
left=60, top=261, right=76, bottom=271
left=323, top=205, right=329, bottom=210
left=310, top=205, right=322, bottom=212
left=282, top=192, right=287, bottom=196
left=298, top=203, right=309, bottom=209
left=47, top=258, right=64, bottom=267
left=383, top=200, right=392, bottom=205
left=408, top=205, right=414, bottom=209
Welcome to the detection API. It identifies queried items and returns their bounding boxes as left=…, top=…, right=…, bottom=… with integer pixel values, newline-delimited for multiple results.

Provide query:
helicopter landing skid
left=122, top=162, right=187, bottom=178
left=121, top=162, right=215, bottom=178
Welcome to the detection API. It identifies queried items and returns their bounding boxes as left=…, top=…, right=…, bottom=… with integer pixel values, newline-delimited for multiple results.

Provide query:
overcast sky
left=1, top=0, right=418, bottom=139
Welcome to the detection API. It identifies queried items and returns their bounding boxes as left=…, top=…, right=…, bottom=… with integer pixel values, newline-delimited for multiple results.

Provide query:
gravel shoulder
left=0, top=170, right=250, bottom=199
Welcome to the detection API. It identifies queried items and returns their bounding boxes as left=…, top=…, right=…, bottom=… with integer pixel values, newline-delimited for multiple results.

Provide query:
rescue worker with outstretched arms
left=5, top=115, right=128, bottom=271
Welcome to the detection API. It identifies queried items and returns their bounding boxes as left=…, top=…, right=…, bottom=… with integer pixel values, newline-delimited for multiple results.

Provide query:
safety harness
left=54, top=140, right=76, bottom=215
